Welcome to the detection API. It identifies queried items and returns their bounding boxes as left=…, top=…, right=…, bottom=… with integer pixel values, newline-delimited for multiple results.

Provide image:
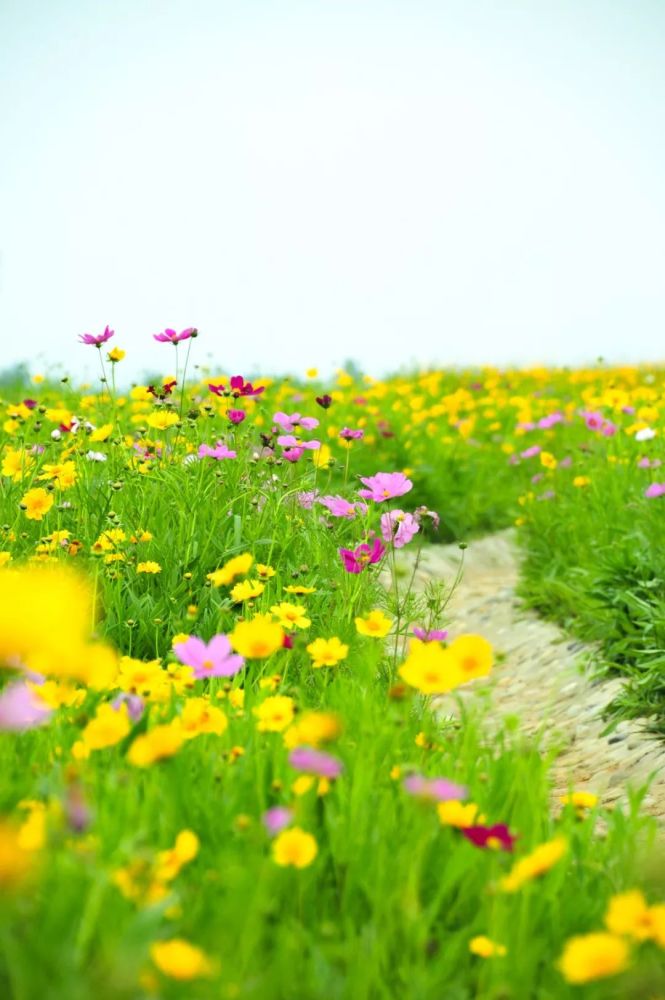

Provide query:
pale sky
left=1, top=0, right=665, bottom=381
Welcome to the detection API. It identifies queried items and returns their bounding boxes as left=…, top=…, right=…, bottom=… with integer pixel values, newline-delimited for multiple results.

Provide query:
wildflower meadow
left=1, top=328, right=664, bottom=999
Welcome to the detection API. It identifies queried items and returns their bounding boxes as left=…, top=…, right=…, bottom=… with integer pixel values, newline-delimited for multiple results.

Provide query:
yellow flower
left=292, top=775, right=315, bottom=796
left=253, top=695, right=295, bottom=732
left=540, top=450, right=557, bottom=469
left=146, top=411, right=179, bottom=431
left=437, top=801, right=483, bottom=829
left=270, top=602, right=311, bottom=631
left=312, top=444, right=332, bottom=469
left=500, top=836, right=567, bottom=892
left=180, top=698, right=228, bottom=739
left=229, top=615, right=284, bottom=659
left=272, top=827, right=318, bottom=868
left=447, top=634, right=493, bottom=682
left=355, top=609, right=392, bottom=638
left=558, top=933, right=630, bottom=984
left=230, top=578, right=264, bottom=602
left=154, top=830, right=200, bottom=882
left=605, top=890, right=665, bottom=943
left=30, top=680, right=85, bottom=710
left=20, top=487, right=54, bottom=521
left=81, top=703, right=130, bottom=751
left=284, top=584, right=316, bottom=594
left=90, top=423, right=113, bottom=442
left=137, top=561, right=162, bottom=574
left=150, top=939, right=213, bottom=980
left=38, top=461, right=77, bottom=489
left=573, top=476, right=591, bottom=487
left=128, top=721, right=184, bottom=767
left=256, top=563, right=276, bottom=579
left=17, top=801, right=47, bottom=852
left=0, top=820, right=32, bottom=887
left=469, top=936, right=507, bottom=958
left=0, top=552, right=12, bottom=566
left=107, top=347, right=125, bottom=362
left=283, top=711, right=342, bottom=748
left=2, top=448, right=33, bottom=481
left=398, top=643, right=458, bottom=694
left=306, top=368, right=318, bottom=378
left=206, top=553, right=253, bottom=587
left=560, top=790, right=598, bottom=811
left=306, top=636, right=349, bottom=668
left=116, top=657, right=166, bottom=698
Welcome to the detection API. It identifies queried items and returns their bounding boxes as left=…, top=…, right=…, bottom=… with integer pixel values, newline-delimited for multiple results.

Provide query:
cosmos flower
left=79, top=325, right=114, bottom=346
left=358, top=472, right=413, bottom=502
left=262, top=806, right=294, bottom=835
left=319, top=495, right=367, bottom=519
left=380, top=510, right=420, bottom=548
left=339, top=538, right=385, bottom=573
left=412, top=627, right=448, bottom=642
left=0, top=682, right=52, bottom=731
left=173, top=634, right=244, bottom=679
left=402, top=774, right=468, bottom=802
left=273, top=412, right=319, bottom=432
left=288, top=746, right=343, bottom=779
left=153, top=328, right=197, bottom=344
left=461, top=823, right=516, bottom=852
left=198, top=442, right=237, bottom=460
left=645, top=482, right=665, bottom=499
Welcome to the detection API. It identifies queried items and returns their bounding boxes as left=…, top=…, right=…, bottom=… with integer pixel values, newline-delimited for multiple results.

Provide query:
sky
left=1, top=0, right=665, bottom=382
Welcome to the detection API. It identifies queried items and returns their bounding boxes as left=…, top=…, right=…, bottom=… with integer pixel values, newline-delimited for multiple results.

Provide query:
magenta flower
left=262, top=806, right=293, bottom=835
left=227, top=409, right=246, bottom=425
left=340, top=427, right=364, bottom=440
left=288, top=746, right=343, bottom=779
left=315, top=394, right=333, bottom=409
left=79, top=325, right=114, bottom=346
left=339, top=538, right=385, bottom=573
left=380, top=510, right=420, bottom=549
left=645, top=482, right=665, bottom=499
left=520, top=445, right=541, bottom=459
left=460, top=823, right=516, bottom=852
left=153, top=327, right=197, bottom=343
left=209, top=376, right=264, bottom=398
left=0, top=682, right=52, bottom=731
left=277, top=435, right=320, bottom=450
left=198, top=441, right=237, bottom=460
left=319, top=495, right=367, bottom=519
left=283, top=447, right=304, bottom=462
left=403, top=774, right=467, bottom=802
left=582, top=410, right=604, bottom=432
left=173, top=634, right=245, bottom=679
left=412, top=627, right=449, bottom=642
left=358, top=472, right=413, bottom=502
left=538, top=413, right=564, bottom=429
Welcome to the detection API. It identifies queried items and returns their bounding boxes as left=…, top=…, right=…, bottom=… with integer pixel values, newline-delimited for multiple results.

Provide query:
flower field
left=1, top=329, right=664, bottom=999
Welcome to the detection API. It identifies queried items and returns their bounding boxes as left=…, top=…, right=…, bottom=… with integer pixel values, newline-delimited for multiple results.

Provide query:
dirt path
left=393, top=530, right=665, bottom=822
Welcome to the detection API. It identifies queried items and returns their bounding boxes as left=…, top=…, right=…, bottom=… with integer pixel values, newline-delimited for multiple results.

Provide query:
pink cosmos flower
left=153, top=327, right=197, bottom=343
left=288, top=746, right=343, bottom=779
left=403, top=774, right=467, bottom=802
left=79, top=325, right=114, bottom=346
left=319, top=495, right=368, bottom=519
left=0, top=682, right=52, bottom=731
left=339, top=538, right=385, bottom=573
left=273, top=412, right=319, bottom=432
left=173, top=634, right=245, bottom=679
left=645, top=482, right=665, bottom=499
left=209, top=376, right=264, bottom=399
left=262, top=806, right=293, bottom=835
left=227, top=409, right=246, bottom=425
left=358, top=472, right=413, bottom=502
left=538, top=413, right=564, bottom=429
left=460, top=823, right=516, bottom=852
left=582, top=411, right=604, bottom=432
left=111, top=693, right=145, bottom=722
left=296, top=490, right=320, bottom=509
left=283, top=447, right=304, bottom=462
left=412, top=627, right=449, bottom=642
left=277, top=435, right=320, bottom=450
left=198, top=441, right=237, bottom=460
left=380, top=510, right=420, bottom=549
left=520, top=445, right=541, bottom=460
left=340, top=427, right=364, bottom=440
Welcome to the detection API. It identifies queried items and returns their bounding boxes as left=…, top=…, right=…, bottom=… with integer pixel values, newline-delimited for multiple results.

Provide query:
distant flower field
left=0, top=329, right=664, bottom=998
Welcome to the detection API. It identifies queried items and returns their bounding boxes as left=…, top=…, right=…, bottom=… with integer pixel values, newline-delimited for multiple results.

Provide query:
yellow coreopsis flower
left=270, top=602, right=311, bottom=631
left=355, top=609, right=392, bottom=637
left=107, top=347, right=125, bottom=362
left=90, top=423, right=114, bottom=442
left=137, top=561, right=162, bottom=574
left=437, top=801, right=484, bottom=829
left=253, top=695, right=295, bottom=732
left=150, top=939, right=213, bottom=980
left=128, top=721, right=184, bottom=767
left=180, top=698, right=228, bottom=739
left=20, top=487, right=54, bottom=521
left=283, top=711, right=342, bottom=749
left=81, top=703, right=131, bottom=751
left=230, top=578, right=264, bottom=602
left=0, top=820, right=32, bottom=888
left=146, top=411, right=179, bottom=431
left=229, top=615, right=284, bottom=659
left=469, top=936, right=507, bottom=958
left=272, top=827, right=318, bottom=868
left=500, top=837, right=567, bottom=892
left=558, top=933, right=630, bottom=984
left=206, top=553, right=253, bottom=587
left=2, top=448, right=33, bottom=481
left=306, top=636, right=348, bottom=668
left=605, top=890, right=665, bottom=944
left=154, top=830, right=200, bottom=882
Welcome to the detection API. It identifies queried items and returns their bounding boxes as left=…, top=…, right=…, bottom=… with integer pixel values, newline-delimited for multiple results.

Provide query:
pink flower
left=111, top=693, right=145, bottom=722
left=173, top=634, right=244, bottom=679
left=460, top=823, right=516, bottom=852
left=380, top=510, right=420, bottom=549
left=153, top=327, right=197, bottom=343
left=319, top=495, right=367, bottom=519
left=538, top=413, right=564, bottom=429
left=198, top=441, right=237, bottom=460
left=79, top=325, right=114, bottom=346
left=283, top=447, right=304, bottom=462
left=277, top=435, right=320, bottom=450
left=262, top=806, right=293, bottom=835
left=288, top=746, right=343, bottom=779
left=403, top=774, right=467, bottom=802
left=273, top=412, right=319, bottom=432
left=582, top=410, right=604, bottom=432
left=412, top=627, right=448, bottom=642
left=209, top=376, right=264, bottom=398
left=227, top=409, right=246, bottom=425
left=358, top=472, right=413, bottom=502
left=520, top=445, right=541, bottom=459
left=0, top=682, right=52, bottom=731
left=296, top=490, right=319, bottom=509
left=339, top=538, right=385, bottom=573
left=645, top=482, right=665, bottom=499
left=340, top=427, right=364, bottom=440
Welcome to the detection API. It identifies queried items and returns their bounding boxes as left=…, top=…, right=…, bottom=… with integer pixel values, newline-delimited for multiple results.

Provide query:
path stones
left=391, top=530, right=665, bottom=823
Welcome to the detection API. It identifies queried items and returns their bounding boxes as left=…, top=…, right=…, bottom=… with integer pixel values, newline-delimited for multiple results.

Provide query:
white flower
left=86, top=450, right=107, bottom=462
left=635, top=427, right=657, bottom=442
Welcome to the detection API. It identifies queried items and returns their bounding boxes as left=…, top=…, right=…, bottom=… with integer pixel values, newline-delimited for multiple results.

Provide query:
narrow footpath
left=395, top=530, right=665, bottom=822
